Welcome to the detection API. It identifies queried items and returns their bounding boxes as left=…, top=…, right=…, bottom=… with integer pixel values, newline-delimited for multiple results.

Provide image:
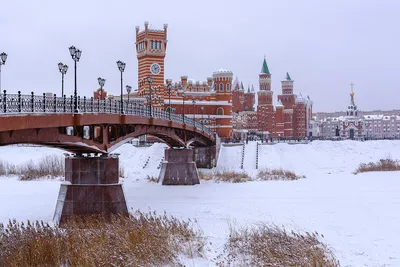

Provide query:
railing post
left=63, top=95, right=66, bottom=113
left=114, top=100, right=117, bottom=114
left=53, top=94, right=57, bottom=113
left=31, top=92, right=34, bottom=112
left=83, top=96, right=86, bottom=113
left=109, top=99, right=112, bottom=113
left=77, top=96, right=81, bottom=112
left=43, top=93, right=46, bottom=112
left=97, top=98, right=100, bottom=113
left=91, top=97, right=94, bottom=112
left=18, top=91, right=22, bottom=112
left=3, top=90, right=6, bottom=113
left=70, top=95, right=73, bottom=113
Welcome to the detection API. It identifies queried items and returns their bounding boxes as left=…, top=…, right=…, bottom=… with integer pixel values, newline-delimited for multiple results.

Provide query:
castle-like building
left=94, top=22, right=314, bottom=140
left=231, top=58, right=313, bottom=140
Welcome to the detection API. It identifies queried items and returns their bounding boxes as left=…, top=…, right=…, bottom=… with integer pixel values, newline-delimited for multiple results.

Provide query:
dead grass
left=0, top=211, right=205, bottom=267
left=146, top=175, right=158, bottom=183
left=199, top=169, right=304, bottom=183
left=215, top=223, right=340, bottom=267
left=256, top=168, right=306, bottom=181
left=213, top=170, right=251, bottom=183
left=198, top=170, right=213, bottom=181
left=1, top=155, right=65, bottom=181
left=354, top=158, right=400, bottom=174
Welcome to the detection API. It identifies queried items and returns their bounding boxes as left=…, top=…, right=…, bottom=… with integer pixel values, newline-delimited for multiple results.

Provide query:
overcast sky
left=1, top=0, right=399, bottom=112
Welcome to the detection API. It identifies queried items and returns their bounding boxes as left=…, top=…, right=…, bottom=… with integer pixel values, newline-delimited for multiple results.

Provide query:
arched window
left=226, top=84, right=231, bottom=91
left=219, top=84, right=224, bottom=92
left=217, top=107, right=224, bottom=115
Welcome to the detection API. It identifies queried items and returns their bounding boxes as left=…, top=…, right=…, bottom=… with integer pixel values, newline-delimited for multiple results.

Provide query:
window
left=217, top=107, right=224, bottom=115
left=226, top=84, right=231, bottom=91
left=219, top=84, right=224, bottom=91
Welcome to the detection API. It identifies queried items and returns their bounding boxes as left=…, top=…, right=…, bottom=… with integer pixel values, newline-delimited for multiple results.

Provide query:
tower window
left=150, top=41, right=153, bottom=49
left=226, top=84, right=231, bottom=91
left=219, top=84, right=224, bottom=91
left=217, top=107, right=224, bottom=115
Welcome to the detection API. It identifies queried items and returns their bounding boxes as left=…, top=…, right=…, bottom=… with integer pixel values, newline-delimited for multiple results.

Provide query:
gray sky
left=1, top=0, right=399, bottom=112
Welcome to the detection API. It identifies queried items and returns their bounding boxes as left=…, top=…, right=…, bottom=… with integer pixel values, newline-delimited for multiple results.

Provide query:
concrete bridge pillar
left=158, top=148, right=200, bottom=185
left=53, top=154, right=128, bottom=225
left=193, top=146, right=216, bottom=168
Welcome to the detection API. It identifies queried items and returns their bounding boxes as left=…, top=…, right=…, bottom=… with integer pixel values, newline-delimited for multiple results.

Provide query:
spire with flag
left=261, top=56, right=270, bottom=75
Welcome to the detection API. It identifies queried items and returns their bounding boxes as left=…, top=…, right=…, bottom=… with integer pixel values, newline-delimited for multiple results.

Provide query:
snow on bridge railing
left=0, top=90, right=213, bottom=137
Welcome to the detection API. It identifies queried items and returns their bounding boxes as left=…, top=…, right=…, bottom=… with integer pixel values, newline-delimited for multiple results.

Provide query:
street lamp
left=201, top=106, right=204, bottom=130
left=145, top=94, right=150, bottom=116
left=69, top=46, right=82, bottom=113
left=126, top=85, right=132, bottom=113
left=147, top=76, right=153, bottom=117
left=117, top=60, right=126, bottom=114
left=192, top=99, right=196, bottom=125
left=58, top=62, right=68, bottom=97
left=97, top=77, right=106, bottom=99
left=167, top=82, right=172, bottom=120
left=0, top=52, right=8, bottom=91
left=182, top=92, right=185, bottom=123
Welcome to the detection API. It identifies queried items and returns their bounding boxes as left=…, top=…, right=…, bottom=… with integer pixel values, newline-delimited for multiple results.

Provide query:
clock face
left=150, top=63, right=161, bottom=75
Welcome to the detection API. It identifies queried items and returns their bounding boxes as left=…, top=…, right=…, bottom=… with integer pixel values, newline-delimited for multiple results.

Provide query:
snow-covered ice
left=1, top=140, right=400, bottom=266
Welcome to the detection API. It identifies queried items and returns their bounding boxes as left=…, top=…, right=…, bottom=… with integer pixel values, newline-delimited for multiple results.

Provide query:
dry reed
left=0, top=211, right=205, bottom=267
left=215, top=223, right=340, bottom=267
left=354, top=158, right=400, bottom=174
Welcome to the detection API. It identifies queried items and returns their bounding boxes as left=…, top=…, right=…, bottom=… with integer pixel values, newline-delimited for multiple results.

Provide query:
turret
left=259, top=57, right=271, bottom=91
left=281, top=72, right=294, bottom=95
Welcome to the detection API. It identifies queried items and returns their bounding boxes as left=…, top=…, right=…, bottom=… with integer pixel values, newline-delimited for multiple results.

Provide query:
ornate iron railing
left=0, top=90, right=213, bottom=136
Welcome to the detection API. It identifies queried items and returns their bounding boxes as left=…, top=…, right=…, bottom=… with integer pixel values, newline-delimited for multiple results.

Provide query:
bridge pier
left=54, top=154, right=128, bottom=225
left=158, top=148, right=200, bottom=185
left=193, top=146, right=216, bottom=168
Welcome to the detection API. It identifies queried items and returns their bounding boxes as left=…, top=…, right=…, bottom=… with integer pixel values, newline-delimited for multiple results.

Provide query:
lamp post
left=97, top=77, right=106, bottom=99
left=147, top=76, right=153, bottom=117
left=182, top=92, right=185, bottom=123
left=58, top=63, right=68, bottom=97
left=116, top=60, right=126, bottom=114
left=167, top=82, right=172, bottom=120
left=126, top=85, right=132, bottom=114
left=145, top=94, right=150, bottom=116
left=68, top=46, right=82, bottom=113
left=192, top=100, right=196, bottom=125
left=201, top=106, right=204, bottom=130
left=0, top=52, right=8, bottom=91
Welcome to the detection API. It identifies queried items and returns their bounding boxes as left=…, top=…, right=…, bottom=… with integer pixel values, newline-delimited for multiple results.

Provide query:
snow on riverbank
left=1, top=140, right=400, bottom=266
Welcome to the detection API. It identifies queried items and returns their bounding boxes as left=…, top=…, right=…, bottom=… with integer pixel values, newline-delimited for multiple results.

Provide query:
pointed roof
left=240, top=82, right=244, bottom=90
left=261, top=57, right=270, bottom=75
left=251, top=85, right=255, bottom=92
left=285, top=72, right=292, bottom=81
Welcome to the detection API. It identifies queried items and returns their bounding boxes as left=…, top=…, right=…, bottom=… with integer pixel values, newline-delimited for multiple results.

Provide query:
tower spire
left=261, top=57, right=270, bottom=75
left=285, top=72, right=291, bottom=81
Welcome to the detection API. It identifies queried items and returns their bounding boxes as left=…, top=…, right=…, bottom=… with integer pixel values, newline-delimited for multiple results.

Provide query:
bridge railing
left=0, top=91, right=213, bottom=136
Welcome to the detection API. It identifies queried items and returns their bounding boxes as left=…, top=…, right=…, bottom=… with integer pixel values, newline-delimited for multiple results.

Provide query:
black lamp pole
left=68, top=46, right=82, bottom=113
left=0, top=52, right=8, bottom=91
left=182, top=92, right=185, bottom=123
left=117, top=60, right=126, bottom=114
left=58, top=62, right=68, bottom=97
left=126, top=85, right=132, bottom=113
left=147, top=76, right=153, bottom=117
left=97, top=77, right=106, bottom=100
left=168, top=82, right=172, bottom=120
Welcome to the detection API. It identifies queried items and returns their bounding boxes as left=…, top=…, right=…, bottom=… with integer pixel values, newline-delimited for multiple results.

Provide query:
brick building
left=93, top=22, right=314, bottom=140
left=231, top=58, right=313, bottom=140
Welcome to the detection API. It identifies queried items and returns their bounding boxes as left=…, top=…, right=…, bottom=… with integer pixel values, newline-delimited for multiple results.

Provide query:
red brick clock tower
left=135, top=21, right=168, bottom=107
